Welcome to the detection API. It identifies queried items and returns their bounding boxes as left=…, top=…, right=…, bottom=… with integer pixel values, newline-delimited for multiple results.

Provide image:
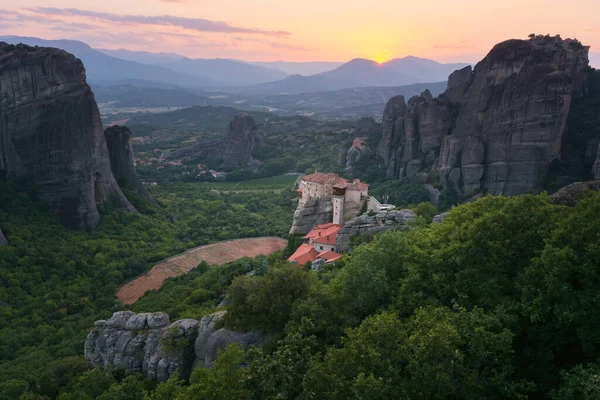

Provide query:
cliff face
left=0, top=43, right=135, bottom=230
left=167, top=114, right=261, bottom=168
left=289, top=196, right=333, bottom=235
left=377, top=36, right=590, bottom=196
left=594, top=144, right=600, bottom=179
left=104, top=126, right=154, bottom=203
left=85, top=311, right=268, bottom=382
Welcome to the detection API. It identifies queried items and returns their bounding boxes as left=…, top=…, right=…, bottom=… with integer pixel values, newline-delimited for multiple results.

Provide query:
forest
left=2, top=178, right=600, bottom=398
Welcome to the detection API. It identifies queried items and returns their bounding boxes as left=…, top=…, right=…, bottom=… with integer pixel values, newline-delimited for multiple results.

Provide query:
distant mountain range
left=0, top=36, right=469, bottom=93
left=250, top=57, right=470, bottom=94
left=0, top=36, right=218, bottom=88
left=252, top=61, right=345, bottom=76
left=159, top=58, right=288, bottom=86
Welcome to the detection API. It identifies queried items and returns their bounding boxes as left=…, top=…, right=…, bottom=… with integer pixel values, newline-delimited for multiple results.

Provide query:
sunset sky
left=1, top=0, right=599, bottom=66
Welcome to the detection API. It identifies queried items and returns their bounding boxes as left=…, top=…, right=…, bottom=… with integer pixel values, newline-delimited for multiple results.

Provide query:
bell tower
left=332, top=186, right=345, bottom=225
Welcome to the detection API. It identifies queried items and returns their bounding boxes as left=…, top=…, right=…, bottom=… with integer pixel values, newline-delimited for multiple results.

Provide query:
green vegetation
left=4, top=178, right=600, bottom=399
left=0, top=179, right=295, bottom=400
left=370, top=178, right=431, bottom=207
left=195, top=174, right=300, bottom=191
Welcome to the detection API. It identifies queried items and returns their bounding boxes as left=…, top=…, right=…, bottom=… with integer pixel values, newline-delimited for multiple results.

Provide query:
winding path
left=116, top=237, right=288, bottom=305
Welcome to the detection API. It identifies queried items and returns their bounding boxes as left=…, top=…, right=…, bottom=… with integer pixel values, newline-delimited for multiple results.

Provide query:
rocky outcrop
left=353, top=117, right=380, bottom=136
left=85, top=311, right=268, bottom=382
left=336, top=209, right=416, bottom=252
left=344, top=138, right=373, bottom=177
left=437, top=37, right=589, bottom=196
left=377, top=36, right=590, bottom=197
left=432, top=212, right=449, bottom=224
left=289, top=196, right=333, bottom=235
left=0, top=42, right=135, bottom=230
left=104, top=126, right=154, bottom=203
left=377, top=90, right=452, bottom=178
left=167, top=114, right=261, bottom=168
left=377, top=95, right=407, bottom=175
left=194, top=311, right=268, bottom=368
left=550, top=180, right=600, bottom=207
left=0, top=228, right=7, bottom=245
left=444, top=66, right=473, bottom=103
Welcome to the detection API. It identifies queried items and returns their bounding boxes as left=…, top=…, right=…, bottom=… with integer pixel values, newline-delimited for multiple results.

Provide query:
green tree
left=177, top=344, right=250, bottom=400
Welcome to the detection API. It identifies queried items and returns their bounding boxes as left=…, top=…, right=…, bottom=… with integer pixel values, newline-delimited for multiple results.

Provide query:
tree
left=302, top=307, right=519, bottom=400
left=226, top=265, right=314, bottom=332
left=177, top=344, right=250, bottom=400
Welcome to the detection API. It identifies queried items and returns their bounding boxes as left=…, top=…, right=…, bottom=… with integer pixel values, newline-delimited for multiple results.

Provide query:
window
left=320, top=246, right=323, bottom=250
left=331, top=248, right=334, bottom=251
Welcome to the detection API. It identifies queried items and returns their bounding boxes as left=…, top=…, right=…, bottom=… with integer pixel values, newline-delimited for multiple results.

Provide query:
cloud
left=158, top=0, right=188, bottom=2
left=30, top=7, right=290, bottom=37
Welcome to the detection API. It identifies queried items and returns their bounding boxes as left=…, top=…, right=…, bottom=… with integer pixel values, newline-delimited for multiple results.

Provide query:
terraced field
left=116, top=237, right=288, bottom=304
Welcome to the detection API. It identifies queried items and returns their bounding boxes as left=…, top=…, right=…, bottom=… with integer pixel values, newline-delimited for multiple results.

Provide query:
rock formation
left=353, top=117, right=380, bottom=136
left=593, top=143, right=600, bottom=179
left=0, top=228, right=7, bottom=245
left=167, top=114, right=261, bottom=168
left=550, top=180, right=600, bottom=207
left=377, top=36, right=590, bottom=197
left=289, top=196, right=333, bottom=235
left=336, top=209, right=416, bottom=252
left=104, top=126, right=154, bottom=203
left=0, top=42, right=135, bottom=230
left=85, top=310, right=268, bottom=382
left=344, top=138, right=373, bottom=177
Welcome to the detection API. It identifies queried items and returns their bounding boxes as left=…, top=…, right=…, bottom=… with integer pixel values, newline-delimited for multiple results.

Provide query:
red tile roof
left=347, top=179, right=369, bottom=191
left=317, top=251, right=343, bottom=263
left=312, top=225, right=342, bottom=245
left=288, top=244, right=319, bottom=266
left=302, top=172, right=348, bottom=185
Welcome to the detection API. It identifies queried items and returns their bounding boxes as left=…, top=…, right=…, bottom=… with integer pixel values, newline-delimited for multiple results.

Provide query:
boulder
left=550, top=181, right=600, bottom=207
left=0, top=42, right=135, bottom=231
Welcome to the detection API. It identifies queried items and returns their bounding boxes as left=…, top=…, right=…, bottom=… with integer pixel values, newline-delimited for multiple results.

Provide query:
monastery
left=289, top=172, right=369, bottom=266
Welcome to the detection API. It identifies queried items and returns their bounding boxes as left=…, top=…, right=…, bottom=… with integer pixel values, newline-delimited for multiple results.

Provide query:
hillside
left=0, top=36, right=219, bottom=88
left=161, top=58, right=289, bottom=85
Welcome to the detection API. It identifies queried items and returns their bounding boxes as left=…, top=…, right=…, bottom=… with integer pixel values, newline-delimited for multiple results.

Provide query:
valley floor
left=116, top=237, right=288, bottom=304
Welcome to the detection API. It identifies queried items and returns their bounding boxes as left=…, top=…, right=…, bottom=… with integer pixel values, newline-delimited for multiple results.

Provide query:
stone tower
left=332, top=186, right=345, bottom=226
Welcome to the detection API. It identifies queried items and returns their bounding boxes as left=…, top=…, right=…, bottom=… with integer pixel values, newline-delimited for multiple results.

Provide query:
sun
left=373, top=49, right=390, bottom=65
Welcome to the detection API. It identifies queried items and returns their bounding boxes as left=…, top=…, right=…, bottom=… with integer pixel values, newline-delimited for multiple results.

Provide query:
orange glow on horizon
left=0, top=1, right=598, bottom=66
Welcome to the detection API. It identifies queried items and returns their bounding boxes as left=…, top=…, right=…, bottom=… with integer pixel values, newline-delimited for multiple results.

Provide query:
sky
left=0, top=0, right=599, bottom=66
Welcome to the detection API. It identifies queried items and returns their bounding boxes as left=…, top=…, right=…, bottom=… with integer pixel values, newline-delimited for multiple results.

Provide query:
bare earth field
left=116, top=237, right=288, bottom=304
